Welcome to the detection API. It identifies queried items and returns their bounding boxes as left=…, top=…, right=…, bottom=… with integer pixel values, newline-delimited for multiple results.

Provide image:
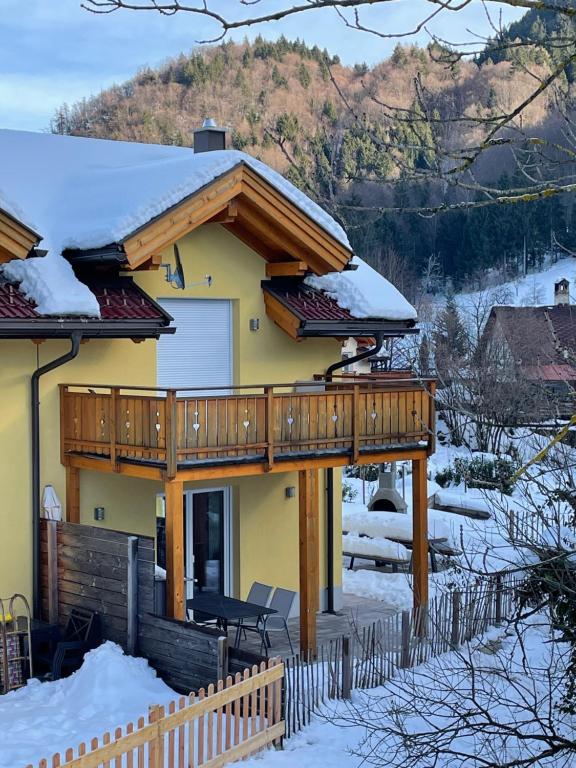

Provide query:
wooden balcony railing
left=60, top=378, right=435, bottom=478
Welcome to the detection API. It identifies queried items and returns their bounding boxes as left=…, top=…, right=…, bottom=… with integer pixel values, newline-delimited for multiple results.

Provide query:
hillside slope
left=52, top=34, right=576, bottom=290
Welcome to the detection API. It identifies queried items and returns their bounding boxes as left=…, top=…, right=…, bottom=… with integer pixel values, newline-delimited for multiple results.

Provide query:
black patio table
left=186, top=593, right=277, bottom=643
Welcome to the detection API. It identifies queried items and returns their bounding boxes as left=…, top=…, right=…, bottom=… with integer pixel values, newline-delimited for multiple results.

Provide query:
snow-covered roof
left=305, top=256, right=417, bottom=322
left=0, top=129, right=352, bottom=317
left=0, top=130, right=350, bottom=253
left=0, top=190, right=38, bottom=234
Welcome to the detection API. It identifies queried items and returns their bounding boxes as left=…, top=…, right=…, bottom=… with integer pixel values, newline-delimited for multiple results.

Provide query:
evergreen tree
left=297, top=62, right=311, bottom=89
left=433, top=296, right=468, bottom=377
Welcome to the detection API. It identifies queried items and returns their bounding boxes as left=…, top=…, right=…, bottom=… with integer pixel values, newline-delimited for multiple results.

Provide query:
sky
left=0, top=0, right=525, bottom=132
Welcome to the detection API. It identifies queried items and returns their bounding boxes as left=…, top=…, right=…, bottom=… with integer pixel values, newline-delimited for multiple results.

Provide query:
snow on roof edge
left=1, top=255, right=100, bottom=318
left=305, top=256, right=418, bottom=322
left=0, top=196, right=41, bottom=238
left=119, top=156, right=351, bottom=253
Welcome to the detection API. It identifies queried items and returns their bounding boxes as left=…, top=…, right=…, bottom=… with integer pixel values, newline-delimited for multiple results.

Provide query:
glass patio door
left=185, top=488, right=232, bottom=600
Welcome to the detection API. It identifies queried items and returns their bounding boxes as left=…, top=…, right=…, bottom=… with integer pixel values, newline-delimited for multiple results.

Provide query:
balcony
left=60, top=377, right=435, bottom=480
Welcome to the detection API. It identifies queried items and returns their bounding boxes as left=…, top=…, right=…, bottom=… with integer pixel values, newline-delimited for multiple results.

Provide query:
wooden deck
left=60, top=378, right=435, bottom=479
left=229, top=593, right=400, bottom=660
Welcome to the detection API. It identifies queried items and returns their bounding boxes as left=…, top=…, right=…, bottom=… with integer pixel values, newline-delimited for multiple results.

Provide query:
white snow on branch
left=306, top=256, right=417, bottom=321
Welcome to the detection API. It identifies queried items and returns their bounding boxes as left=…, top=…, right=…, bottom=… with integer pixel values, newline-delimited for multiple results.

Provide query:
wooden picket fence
left=283, top=574, right=520, bottom=737
left=26, top=660, right=284, bottom=768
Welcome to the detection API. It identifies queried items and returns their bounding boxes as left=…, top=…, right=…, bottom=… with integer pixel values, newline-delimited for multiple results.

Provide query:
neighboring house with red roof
left=0, top=124, right=433, bottom=666
left=480, top=302, right=576, bottom=419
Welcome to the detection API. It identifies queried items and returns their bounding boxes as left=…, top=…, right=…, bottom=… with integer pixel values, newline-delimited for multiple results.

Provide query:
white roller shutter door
left=157, top=298, right=233, bottom=391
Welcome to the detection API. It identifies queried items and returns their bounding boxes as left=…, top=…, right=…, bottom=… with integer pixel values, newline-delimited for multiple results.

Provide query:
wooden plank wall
left=138, top=613, right=228, bottom=693
left=228, top=646, right=268, bottom=677
left=39, top=520, right=248, bottom=693
left=40, top=520, right=154, bottom=647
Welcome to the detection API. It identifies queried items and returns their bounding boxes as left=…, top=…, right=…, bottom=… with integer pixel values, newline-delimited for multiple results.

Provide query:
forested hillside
left=52, top=27, right=576, bottom=296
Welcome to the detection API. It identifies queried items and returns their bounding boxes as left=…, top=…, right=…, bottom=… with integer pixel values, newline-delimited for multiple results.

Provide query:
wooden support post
left=65, top=465, right=80, bottom=523
left=427, top=380, right=437, bottom=456
left=126, top=536, right=138, bottom=655
left=165, top=390, right=178, bottom=480
left=400, top=610, right=411, bottom=668
left=495, top=573, right=503, bottom=625
left=298, top=468, right=319, bottom=659
left=110, top=386, right=118, bottom=471
left=165, top=480, right=185, bottom=621
left=265, top=386, right=275, bottom=471
left=412, top=457, right=428, bottom=631
left=341, top=636, right=352, bottom=699
left=46, top=520, right=59, bottom=626
left=450, top=590, right=461, bottom=649
left=351, top=384, right=360, bottom=465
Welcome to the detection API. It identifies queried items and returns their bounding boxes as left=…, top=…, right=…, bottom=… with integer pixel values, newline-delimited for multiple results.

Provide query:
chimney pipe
left=554, top=278, right=570, bottom=306
left=193, top=118, right=227, bottom=153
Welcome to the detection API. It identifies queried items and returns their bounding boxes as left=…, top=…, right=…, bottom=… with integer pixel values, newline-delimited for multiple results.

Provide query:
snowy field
left=4, top=616, right=571, bottom=768
left=456, top=256, right=576, bottom=310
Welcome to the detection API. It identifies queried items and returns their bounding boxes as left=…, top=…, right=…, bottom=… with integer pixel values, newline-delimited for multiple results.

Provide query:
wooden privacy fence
left=40, top=519, right=154, bottom=650
left=40, top=520, right=235, bottom=692
left=60, top=379, right=434, bottom=477
left=283, top=574, right=520, bottom=738
left=26, top=660, right=284, bottom=768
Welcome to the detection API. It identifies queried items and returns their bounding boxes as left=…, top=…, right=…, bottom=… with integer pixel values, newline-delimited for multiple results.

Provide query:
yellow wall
left=0, top=224, right=343, bottom=608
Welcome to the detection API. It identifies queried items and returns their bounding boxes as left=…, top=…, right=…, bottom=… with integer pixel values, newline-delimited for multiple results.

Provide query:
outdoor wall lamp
left=285, top=486, right=296, bottom=499
left=94, top=506, right=105, bottom=521
left=249, top=318, right=260, bottom=331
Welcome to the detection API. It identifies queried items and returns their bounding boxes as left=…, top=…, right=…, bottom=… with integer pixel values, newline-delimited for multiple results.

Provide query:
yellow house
left=0, top=125, right=434, bottom=656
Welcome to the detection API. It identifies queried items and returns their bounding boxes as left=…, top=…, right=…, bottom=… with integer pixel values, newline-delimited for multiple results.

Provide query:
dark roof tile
left=0, top=277, right=169, bottom=323
left=265, top=281, right=353, bottom=321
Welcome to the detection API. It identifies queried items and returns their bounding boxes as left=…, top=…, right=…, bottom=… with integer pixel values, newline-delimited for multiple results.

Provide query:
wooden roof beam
left=263, top=291, right=302, bottom=340
left=241, top=166, right=350, bottom=273
left=236, top=201, right=328, bottom=273
left=265, top=261, right=308, bottom=278
left=0, top=210, right=40, bottom=260
left=222, top=221, right=279, bottom=262
left=118, top=162, right=352, bottom=274
left=122, top=170, right=243, bottom=269
left=208, top=199, right=239, bottom=225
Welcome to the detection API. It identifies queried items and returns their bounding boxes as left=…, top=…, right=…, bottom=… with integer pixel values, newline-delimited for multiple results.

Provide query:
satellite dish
left=173, top=244, right=186, bottom=289
left=161, top=244, right=211, bottom=289
left=161, top=244, right=186, bottom=289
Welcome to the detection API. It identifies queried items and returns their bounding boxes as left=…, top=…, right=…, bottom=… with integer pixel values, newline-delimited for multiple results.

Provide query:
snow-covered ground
left=245, top=614, right=574, bottom=768
left=340, top=426, right=573, bottom=612
left=457, top=256, right=576, bottom=310
left=0, top=643, right=175, bottom=768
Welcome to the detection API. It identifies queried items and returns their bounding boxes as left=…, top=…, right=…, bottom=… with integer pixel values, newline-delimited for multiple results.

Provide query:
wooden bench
left=343, top=550, right=411, bottom=573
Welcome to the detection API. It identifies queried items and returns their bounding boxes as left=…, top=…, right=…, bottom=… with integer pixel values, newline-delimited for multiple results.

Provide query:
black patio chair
left=33, top=608, right=101, bottom=680
left=230, top=581, right=273, bottom=647
left=261, top=587, right=296, bottom=655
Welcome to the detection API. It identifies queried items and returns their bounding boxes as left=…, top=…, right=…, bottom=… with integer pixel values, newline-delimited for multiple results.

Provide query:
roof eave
left=0, top=320, right=175, bottom=340
left=298, top=319, right=419, bottom=338
left=64, top=244, right=128, bottom=266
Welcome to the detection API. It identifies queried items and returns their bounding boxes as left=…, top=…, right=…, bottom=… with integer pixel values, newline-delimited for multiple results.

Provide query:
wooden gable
left=0, top=209, right=40, bottom=262
left=121, top=164, right=351, bottom=274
